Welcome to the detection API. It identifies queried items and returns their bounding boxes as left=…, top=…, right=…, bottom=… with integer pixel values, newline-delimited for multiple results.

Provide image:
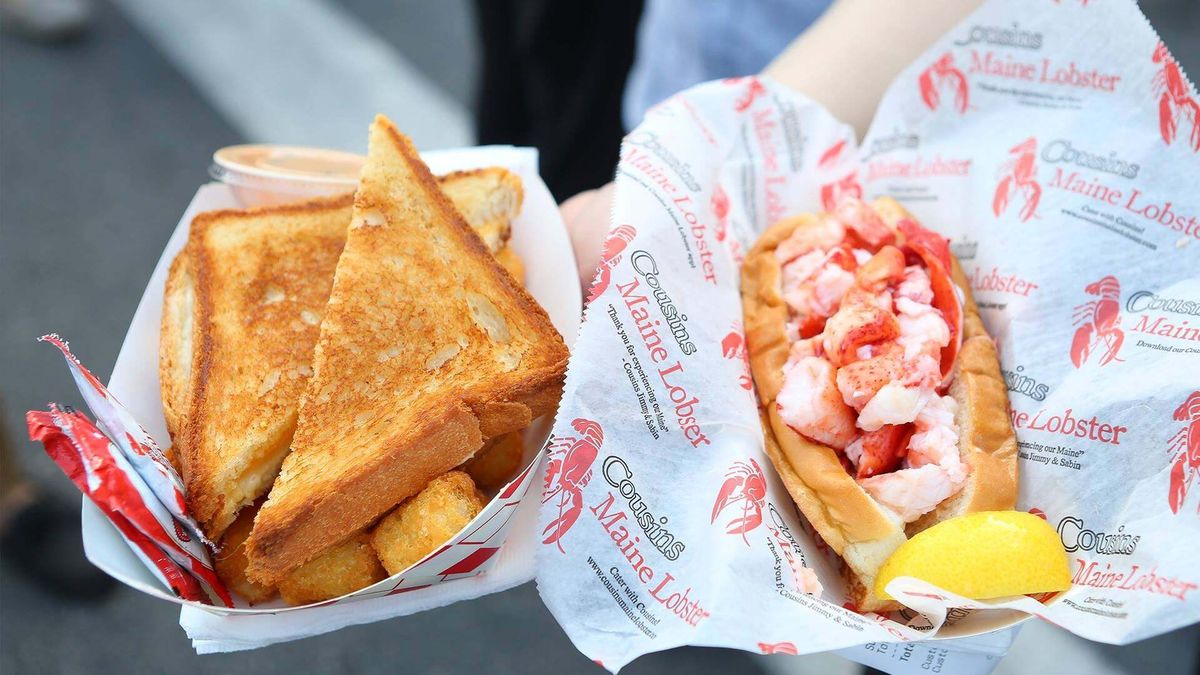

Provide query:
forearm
left=764, top=0, right=984, bottom=138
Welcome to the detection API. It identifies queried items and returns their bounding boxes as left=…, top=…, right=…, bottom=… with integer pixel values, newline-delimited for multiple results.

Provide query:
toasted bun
left=742, top=197, right=1017, bottom=611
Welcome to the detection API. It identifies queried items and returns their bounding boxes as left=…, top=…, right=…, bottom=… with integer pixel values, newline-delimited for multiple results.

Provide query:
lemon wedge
left=875, top=511, right=1072, bottom=601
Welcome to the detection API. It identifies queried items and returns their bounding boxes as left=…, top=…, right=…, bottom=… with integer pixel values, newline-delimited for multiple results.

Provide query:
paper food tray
left=83, top=145, right=581, bottom=615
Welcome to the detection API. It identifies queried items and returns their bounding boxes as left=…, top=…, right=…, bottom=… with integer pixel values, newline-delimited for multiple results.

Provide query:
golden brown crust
left=160, top=250, right=194, bottom=458
left=370, top=470, right=486, bottom=576
left=742, top=197, right=1017, bottom=612
left=438, top=167, right=523, bottom=254
left=244, top=116, right=567, bottom=584
left=462, top=431, right=525, bottom=489
left=376, top=119, right=554, bottom=335
left=187, top=193, right=355, bottom=228
left=248, top=404, right=484, bottom=584
left=213, top=503, right=277, bottom=605
left=277, top=532, right=385, bottom=606
left=177, top=194, right=352, bottom=542
left=494, top=245, right=525, bottom=283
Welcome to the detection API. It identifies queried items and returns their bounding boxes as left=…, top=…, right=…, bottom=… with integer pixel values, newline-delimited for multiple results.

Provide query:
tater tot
left=494, top=245, right=524, bottom=284
left=277, top=533, right=385, bottom=606
left=214, top=504, right=276, bottom=605
left=462, top=431, right=525, bottom=490
left=370, top=471, right=486, bottom=576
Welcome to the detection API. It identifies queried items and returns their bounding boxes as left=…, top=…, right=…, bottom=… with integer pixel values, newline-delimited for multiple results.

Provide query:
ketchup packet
left=38, top=334, right=212, bottom=547
left=28, top=336, right=231, bottom=606
left=535, top=0, right=1200, bottom=671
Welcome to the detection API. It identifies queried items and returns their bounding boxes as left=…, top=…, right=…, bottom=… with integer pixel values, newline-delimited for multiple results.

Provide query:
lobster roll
left=741, top=196, right=1018, bottom=612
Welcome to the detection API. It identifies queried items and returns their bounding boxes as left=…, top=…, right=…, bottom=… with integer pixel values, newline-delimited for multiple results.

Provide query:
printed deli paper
left=535, top=0, right=1200, bottom=671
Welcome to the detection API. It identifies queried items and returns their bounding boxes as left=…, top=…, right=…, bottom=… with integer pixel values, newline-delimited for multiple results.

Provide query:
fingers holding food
left=370, top=471, right=486, bottom=576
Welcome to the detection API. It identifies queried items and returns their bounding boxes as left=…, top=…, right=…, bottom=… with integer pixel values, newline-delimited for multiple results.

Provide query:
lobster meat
left=772, top=197, right=968, bottom=524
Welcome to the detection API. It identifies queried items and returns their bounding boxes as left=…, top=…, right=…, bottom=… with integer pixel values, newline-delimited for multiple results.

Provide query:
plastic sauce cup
left=210, top=145, right=365, bottom=207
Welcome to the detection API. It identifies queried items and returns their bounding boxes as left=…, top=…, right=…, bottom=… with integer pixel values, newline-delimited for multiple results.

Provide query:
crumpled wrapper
left=535, top=0, right=1200, bottom=671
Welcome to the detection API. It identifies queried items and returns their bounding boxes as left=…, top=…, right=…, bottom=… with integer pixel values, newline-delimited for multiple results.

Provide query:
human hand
left=559, top=182, right=615, bottom=293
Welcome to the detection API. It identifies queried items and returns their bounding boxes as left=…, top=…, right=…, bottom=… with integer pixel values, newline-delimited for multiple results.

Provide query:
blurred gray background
left=1, top=1, right=1198, bottom=673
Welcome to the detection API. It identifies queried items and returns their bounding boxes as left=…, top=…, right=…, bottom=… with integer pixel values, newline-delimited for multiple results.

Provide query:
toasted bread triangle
left=166, top=195, right=352, bottom=541
left=245, top=116, right=568, bottom=583
left=161, top=168, right=526, bottom=545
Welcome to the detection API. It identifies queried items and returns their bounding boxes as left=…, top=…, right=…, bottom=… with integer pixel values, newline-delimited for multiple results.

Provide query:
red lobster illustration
left=727, top=76, right=767, bottom=112
left=720, top=325, right=753, bottom=391
left=919, top=52, right=969, bottom=114
left=993, top=137, right=1041, bottom=222
left=758, top=642, right=799, bottom=655
left=1070, top=275, right=1124, bottom=368
left=1168, top=391, right=1200, bottom=514
left=818, top=140, right=863, bottom=212
left=542, top=418, right=604, bottom=552
left=586, top=224, right=637, bottom=304
left=711, top=458, right=767, bottom=544
left=712, top=185, right=730, bottom=242
left=1153, top=42, right=1200, bottom=152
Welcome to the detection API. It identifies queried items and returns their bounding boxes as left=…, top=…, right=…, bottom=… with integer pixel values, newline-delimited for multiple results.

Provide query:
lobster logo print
left=817, top=140, right=863, bottom=212
left=726, top=76, right=767, bottom=112
left=587, top=225, right=637, bottom=304
left=542, top=418, right=604, bottom=552
left=720, top=324, right=753, bottom=391
left=711, top=185, right=745, bottom=264
left=711, top=458, right=767, bottom=544
left=993, top=137, right=1041, bottom=222
left=758, top=642, right=799, bottom=655
left=1168, top=391, right=1200, bottom=514
left=919, top=52, right=970, bottom=114
left=1153, top=42, right=1200, bottom=152
left=712, top=185, right=730, bottom=242
left=1070, top=275, right=1124, bottom=368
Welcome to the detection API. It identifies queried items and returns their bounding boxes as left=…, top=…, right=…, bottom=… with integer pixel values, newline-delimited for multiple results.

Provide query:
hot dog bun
left=742, top=197, right=1017, bottom=612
